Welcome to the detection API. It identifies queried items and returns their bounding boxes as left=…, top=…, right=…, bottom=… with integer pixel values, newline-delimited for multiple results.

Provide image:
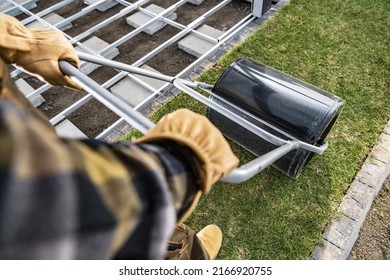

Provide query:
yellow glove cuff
left=136, top=109, right=239, bottom=193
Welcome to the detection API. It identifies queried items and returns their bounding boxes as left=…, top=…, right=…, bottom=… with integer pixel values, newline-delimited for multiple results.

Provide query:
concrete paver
left=126, top=4, right=177, bottom=35
left=178, top=24, right=224, bottom=58
left=15, top=78, right=45, bottom=108
left=84, top=0, right=118, bottom=12
left=26, top=12, right=73, bottom=30
left=110, top=76, right=152, bottom=108
left=76, top=36, right=120, bottom=74
left=55, top=119, right=88, bottom=139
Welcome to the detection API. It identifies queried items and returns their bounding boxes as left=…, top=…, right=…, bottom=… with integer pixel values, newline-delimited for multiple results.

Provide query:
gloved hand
left=0, top=14, right=80, bottom=90
left=137, top=109, right=239, bottom=193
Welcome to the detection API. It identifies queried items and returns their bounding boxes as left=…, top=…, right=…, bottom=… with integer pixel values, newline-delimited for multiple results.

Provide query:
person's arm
left=0, top=14, right=238, bottom=259
left=0, top=87, right=237, bottom=259
left=0, top=59, right=238, bottom=259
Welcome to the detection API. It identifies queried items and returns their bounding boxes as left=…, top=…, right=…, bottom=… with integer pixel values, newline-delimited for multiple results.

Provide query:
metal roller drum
left=60, top=54, right=345, bottom=182
left=207, top=58, right=345, bottom=178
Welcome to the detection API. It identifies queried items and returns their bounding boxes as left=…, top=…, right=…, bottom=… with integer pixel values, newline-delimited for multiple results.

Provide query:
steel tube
left=20, top=0, right=73, bottom=26
left=137, top=6, right=219, bottom=44
left=221, top=141, right=301, bottom=183
left=217, top=14, right=253, bottom=41
left=77, top=52, right=210, bottom=89
left=2, top=0, right=36, bottom=15
left=78, top=52, right=175, bottom=84
left=49, top=71, right=129, bottom=126
left=59, top=61, right=306, bottom=183
left=59, top=61, right=154, bottom=134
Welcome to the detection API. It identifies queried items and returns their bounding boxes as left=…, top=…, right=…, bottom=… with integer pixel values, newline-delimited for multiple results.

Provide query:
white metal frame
left=4, top=0, right=259, bottom=139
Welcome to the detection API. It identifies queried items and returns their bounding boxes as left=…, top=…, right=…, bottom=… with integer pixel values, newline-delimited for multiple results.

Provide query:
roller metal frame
left=59, top=54, right=327, bottom=184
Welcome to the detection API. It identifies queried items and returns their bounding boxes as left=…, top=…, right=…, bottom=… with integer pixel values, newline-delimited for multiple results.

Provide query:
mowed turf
left=124, top=0, right=390, bottom=259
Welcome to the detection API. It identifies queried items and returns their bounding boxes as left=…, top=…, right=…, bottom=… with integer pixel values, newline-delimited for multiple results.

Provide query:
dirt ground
left=17, top=0, right=251, bottom=138
left=348, top=177, right=390, bottom=260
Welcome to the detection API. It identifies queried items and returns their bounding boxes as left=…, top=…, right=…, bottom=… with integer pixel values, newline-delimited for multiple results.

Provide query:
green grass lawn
left=124, top=0, right=389, bottom=259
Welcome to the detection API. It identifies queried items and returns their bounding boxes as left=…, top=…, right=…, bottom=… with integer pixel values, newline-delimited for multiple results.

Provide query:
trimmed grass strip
left=124, top=0, right=390, bottom=259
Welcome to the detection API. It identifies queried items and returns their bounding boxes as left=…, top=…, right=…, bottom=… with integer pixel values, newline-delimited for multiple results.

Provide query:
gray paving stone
left=332, top=214, right=357, bottom=237
left=347, top=180, right=375, bottom=209
left=310, top=240, right=342, bottom=260
left=0, top=0, right=38, bottom=16
left=15, top=78, right=45, bottom=108
left=133, top=65, right=167, bottom=90
left=110, top=76, right=152, bottom=107
left=126, top=4, right=177, bottom=35
left=356, top=158, right=388, bottom=188
left=370, top=134, right=390, bottom=166
left=384, top=124, right=390, bottom=135
left=339, top=197, right=365, bottom=222
left=178, top=24, right=224, bottom=58
left=188, top=0, right=205, bottom=5
left=378, top=132, right=390, bottom=148
left=83, top=0, right=117, bottom=12
left=26, top=12, right=73, bottom=31
left=55, top=119, right=88, bottom=139
left=322, top=226, right=348, bottom=249
left=76, top=36, right=119, bottom=74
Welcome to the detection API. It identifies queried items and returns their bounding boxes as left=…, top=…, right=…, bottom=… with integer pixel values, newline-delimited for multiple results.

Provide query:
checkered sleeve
left=0, top=59, right=200, bottom=260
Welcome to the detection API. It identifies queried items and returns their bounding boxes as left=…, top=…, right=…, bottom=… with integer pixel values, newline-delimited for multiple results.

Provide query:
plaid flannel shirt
left=0, top=58, right=200, bottom=259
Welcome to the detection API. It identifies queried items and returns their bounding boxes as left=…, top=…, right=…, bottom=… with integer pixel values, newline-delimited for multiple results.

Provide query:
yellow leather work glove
left=137, top=109, right=239, bottom=194
left=0, top=14, right=80, bottom=90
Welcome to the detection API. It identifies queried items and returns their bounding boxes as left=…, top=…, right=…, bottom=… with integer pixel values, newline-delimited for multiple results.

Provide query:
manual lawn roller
left=59, top=53, right=345, bottom=183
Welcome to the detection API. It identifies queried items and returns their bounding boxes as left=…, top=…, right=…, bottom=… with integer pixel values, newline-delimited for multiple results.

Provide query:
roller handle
left=76, top=52, right=214, bottom=89
left=59, top=61, right=154, bottom=134
left=59, top=61, right=299, bottom=183
left=75, top=53, right=326, bottom=154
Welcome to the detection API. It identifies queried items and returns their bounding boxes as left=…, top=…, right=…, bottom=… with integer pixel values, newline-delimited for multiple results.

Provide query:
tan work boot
left=196, top=224, right=223, bottom=260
